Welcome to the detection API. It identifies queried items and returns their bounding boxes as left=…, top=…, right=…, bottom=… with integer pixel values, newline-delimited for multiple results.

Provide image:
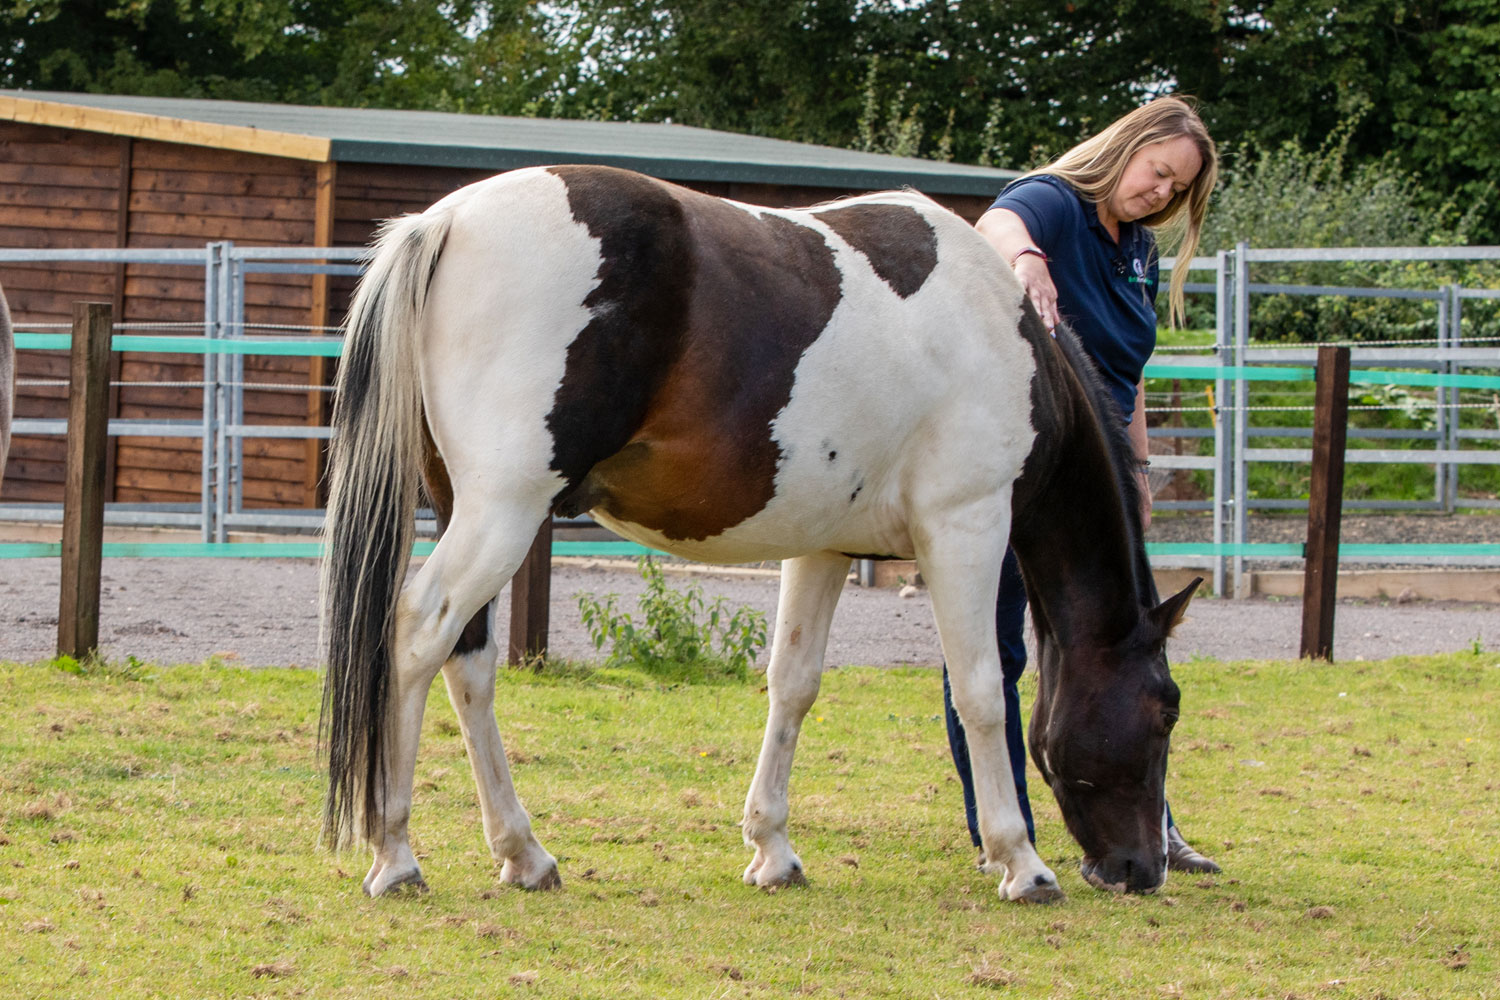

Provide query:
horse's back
left=420, top=166, right=1038, bottom=562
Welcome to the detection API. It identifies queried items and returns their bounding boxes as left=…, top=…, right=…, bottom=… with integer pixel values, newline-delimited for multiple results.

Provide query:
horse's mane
left=1048, top=324, right=1160, bottom=608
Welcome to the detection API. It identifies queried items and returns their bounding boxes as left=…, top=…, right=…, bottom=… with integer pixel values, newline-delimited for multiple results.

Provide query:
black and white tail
left=319, top=210, right=452, bottom=848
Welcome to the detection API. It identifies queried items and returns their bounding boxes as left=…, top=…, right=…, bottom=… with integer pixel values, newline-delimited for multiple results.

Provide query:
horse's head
left=1027, top=578, right=1199, bottom=894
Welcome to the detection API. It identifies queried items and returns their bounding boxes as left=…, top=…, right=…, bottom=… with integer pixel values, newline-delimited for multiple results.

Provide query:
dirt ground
left=1, top=548, right=1494, bottom=669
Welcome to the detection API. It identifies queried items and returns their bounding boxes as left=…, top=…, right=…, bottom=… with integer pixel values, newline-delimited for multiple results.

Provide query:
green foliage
left=1183, top=116, right=1500, bottom=344
left=1187, top=0, right=1500, bottom=242
left=4, top=0, right=1499, bottom=241
left=47, top=652, right=154, bottom=682
left=575, top=557, right=767, bottom=684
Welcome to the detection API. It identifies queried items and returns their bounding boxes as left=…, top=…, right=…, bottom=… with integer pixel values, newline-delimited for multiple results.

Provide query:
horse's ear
left=1149, top=577, right=1201, bottom=637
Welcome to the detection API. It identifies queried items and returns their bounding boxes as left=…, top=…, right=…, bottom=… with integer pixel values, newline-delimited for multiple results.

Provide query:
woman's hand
left=1136, top=466, right=1154, bottom=531
left=975, top=208, right=1059, bottom=331
left=1012, top=253, right=1060, bottom=331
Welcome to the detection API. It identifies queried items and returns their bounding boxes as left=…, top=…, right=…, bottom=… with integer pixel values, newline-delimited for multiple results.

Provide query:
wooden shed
left=0, top=90, right=1019, bottom=513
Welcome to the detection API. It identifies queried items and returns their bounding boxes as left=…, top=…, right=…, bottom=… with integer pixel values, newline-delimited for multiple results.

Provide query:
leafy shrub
left=49, top=652, right=154, bottom=681
left=575, top=558, right=768, bottom=684
left=1179, top=113, right=1500, bottom=344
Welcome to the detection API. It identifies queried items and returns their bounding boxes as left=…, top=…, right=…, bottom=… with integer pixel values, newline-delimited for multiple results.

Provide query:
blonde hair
left=1030, top=96, right=1218, bottom=327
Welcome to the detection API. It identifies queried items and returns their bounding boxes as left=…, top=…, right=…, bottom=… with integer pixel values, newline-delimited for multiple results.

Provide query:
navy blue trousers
left=941, top=548, right=1173, bottom=846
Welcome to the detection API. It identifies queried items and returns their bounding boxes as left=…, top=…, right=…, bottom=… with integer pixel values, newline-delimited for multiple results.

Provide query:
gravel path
left=1, top=552, right=1494, bottom=668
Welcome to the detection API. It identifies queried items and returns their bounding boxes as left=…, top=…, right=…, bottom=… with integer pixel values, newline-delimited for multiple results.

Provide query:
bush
left=1179, top=114, right=1500, bottom=344
left=575, top=558, right=768, bottom=684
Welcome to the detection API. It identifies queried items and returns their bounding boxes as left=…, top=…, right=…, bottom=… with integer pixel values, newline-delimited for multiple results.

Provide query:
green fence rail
left=16, top=332, right=1500, bottom=391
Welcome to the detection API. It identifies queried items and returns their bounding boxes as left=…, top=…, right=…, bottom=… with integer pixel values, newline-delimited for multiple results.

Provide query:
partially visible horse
left=320, top=165, right=1198, bottom=904
left=0, top=281, right=13, bottom=487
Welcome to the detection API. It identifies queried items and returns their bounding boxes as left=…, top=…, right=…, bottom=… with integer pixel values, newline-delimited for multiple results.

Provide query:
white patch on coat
left=416, top=168, right=597, bottom=505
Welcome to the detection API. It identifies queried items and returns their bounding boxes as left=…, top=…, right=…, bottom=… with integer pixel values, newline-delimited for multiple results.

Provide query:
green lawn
left=1, top=653, right=1496, bottom=998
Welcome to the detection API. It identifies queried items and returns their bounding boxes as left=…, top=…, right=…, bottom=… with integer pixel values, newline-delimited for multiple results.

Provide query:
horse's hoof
left=366, top=867, right=428, bottom=897
left=1001, top=870, right=1064, bottom=903
left=746, top=859, right=807, bottom=889
left=500, top=855, right=562, bottom=891
left=1014, top=878, right=1066, bottom=905
left=518, top=864, right=562, bottom=892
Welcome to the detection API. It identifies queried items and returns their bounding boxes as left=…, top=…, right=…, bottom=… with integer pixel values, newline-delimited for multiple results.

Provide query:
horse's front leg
left=438, top=602, right=559, bottom=891
left=917, top=504, right=1063, bottom=904
left=742, top=551, right=851, bottom=888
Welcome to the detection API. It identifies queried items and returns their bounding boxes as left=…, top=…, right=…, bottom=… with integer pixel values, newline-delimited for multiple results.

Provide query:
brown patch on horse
left=548, top=167, right=842, bottom=541
left=420, top=416, right=490, bottom=656
left=813, top=202, right=937, bottom=299
left=544, top=166, right=696, bottom=498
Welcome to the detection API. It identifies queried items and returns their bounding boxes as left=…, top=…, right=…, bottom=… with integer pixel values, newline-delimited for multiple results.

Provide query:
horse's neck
left=1010, top=340, right=1145, bottom=647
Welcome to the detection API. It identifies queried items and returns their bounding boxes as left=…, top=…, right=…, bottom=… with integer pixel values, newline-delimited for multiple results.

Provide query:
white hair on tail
left=318, top=205, right=454, bottom=847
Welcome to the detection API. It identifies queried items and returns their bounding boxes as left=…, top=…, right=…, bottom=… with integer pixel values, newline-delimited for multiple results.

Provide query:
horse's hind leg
left=363, top=501, right=555, bottom=897
left=438, top=598, right=560, bottom=891
left=916, top=504, right=1063, bottom=903
left=742, top=550, right=851, bottom=888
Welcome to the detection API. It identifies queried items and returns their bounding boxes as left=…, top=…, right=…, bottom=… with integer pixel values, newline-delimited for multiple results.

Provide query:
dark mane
left=1008, top=298, right=1159, bottom=618
left=1048, top=324, right=1160, bottom=607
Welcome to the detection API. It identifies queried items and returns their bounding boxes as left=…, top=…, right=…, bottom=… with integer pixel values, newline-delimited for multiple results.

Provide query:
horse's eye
left=1161, top=710, right=1179, bottom=734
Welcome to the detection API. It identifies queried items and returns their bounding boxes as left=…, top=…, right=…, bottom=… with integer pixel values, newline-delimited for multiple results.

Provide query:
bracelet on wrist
left=1011, top=245, right=1049, bottom=267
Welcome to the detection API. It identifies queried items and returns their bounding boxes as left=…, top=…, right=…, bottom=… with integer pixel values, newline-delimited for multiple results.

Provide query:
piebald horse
left=320, top=165, right=1198, bottom=904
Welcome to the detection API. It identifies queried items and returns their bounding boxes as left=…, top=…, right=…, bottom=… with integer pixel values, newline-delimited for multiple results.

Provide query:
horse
left=319, top=164, right=1199, bottom=904
left=0, top=280, right=13, bottom=488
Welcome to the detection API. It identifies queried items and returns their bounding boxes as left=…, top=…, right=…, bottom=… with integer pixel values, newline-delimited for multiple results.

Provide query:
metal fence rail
left=3, top=242, right=1499, bottom=596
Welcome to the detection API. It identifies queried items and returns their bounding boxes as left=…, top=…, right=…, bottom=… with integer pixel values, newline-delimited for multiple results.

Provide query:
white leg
left=742, top=551, right=851, bottom=888
left=363, top=505, right=549, bottom=897
left=917, top=510, right=1062, bottom=903
left=439, top=621, right=560, bottom=890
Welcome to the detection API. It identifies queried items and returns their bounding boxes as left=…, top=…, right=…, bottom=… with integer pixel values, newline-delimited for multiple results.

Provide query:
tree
left=4, top=0, right=1497, bottom=237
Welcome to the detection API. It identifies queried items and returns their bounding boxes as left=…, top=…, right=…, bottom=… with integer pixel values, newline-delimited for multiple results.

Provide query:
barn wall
left=0, top=122, right=123, bottom=503
left=0, top=120, right=324, bottom=509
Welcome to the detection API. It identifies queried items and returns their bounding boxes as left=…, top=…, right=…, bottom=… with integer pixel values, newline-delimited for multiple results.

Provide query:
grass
left=1, top=652, right=1497, bottom=998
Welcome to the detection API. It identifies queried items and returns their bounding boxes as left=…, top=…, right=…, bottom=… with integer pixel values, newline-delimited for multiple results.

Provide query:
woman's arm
left=1129, top=377, right=1152, bottom=529
left=975, top=208, right=1061, bottom=330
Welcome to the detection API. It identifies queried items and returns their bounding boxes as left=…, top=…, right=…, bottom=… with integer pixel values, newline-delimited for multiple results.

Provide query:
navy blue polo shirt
left=991, top=174, right=1159, bottom=422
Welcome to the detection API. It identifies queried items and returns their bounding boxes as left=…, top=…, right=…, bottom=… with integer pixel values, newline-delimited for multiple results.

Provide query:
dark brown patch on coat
left=420, top=417, right=490, bottom=657
left=548, top=167, right=843, bottom=541
left=544, top=167, right=695, bottom=498
left=813, top=202, right=938, bottom=299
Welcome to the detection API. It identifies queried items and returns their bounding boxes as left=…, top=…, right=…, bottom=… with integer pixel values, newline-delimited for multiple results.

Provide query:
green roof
left=2, top=89, right=1019, bottom=197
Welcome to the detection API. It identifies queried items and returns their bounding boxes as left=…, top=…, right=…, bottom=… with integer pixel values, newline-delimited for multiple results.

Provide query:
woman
left=943, top=96, right=1221, bottom=874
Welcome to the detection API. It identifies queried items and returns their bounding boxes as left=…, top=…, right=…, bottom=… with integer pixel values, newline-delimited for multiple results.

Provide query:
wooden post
left=1300, top=346, right=1351, bottom=660
left=58, top=302, right=113, bottom=660
left=507, top=518, right=553, bottom=664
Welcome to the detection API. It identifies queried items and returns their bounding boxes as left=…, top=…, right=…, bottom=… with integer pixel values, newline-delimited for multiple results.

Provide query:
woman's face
left=1106, top=135, right=1203, bottom=225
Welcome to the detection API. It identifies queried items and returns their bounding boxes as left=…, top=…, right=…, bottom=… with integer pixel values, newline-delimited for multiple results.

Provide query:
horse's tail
left=319, top=209, right=452, bottom=850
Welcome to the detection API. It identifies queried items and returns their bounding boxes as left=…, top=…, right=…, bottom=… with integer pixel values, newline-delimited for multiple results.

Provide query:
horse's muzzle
left=1080, top=854, right=1166, bottom=894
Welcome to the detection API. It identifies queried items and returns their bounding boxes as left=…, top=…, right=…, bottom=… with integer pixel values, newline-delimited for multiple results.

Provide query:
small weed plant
left=48, top=652, right=154, bottom=682
left=576, top=557, right=767, bottom=683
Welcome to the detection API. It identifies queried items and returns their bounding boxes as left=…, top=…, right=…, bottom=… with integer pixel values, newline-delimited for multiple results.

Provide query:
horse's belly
left=590, top=480, right=916, bottom=565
